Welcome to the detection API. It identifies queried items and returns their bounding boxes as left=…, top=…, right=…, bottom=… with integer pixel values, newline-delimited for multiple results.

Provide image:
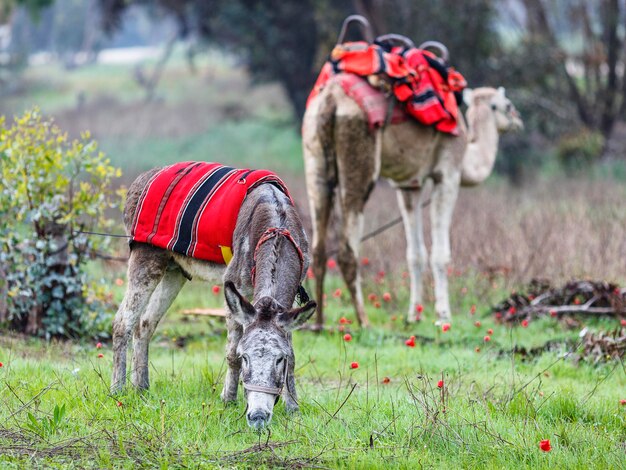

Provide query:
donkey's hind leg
left=111, top=244, right=170, bottom=393
left=131, top=266, right=187, bottom=390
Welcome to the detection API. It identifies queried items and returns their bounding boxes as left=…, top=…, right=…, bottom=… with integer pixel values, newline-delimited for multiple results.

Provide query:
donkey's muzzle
left=247, top=409, right=271, bottom=430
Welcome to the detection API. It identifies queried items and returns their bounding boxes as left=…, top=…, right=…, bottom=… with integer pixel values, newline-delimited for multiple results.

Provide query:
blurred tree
left=0, top=0, right=54, bottom=23
left=94, top=0, right=499, bottom=120
left=515, top=0, right=626, bottom=149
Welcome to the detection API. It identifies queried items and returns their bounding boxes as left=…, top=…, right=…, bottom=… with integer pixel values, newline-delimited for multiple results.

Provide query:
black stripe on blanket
left=172, top=166, right=234, bottom=255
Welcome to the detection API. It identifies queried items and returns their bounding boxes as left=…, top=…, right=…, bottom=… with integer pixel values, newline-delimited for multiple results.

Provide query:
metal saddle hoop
left=336, top=14, right=374, bottom=44
left=417, top=40, right=450, bottom=63
left=335, top=14, right=449, bottom=63
left=375, top=33, right=415, bottom=49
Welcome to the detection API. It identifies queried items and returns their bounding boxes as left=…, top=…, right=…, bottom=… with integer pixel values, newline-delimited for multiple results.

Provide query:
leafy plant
left=556, top=129, right=605, bottom=173
left=26, top=404, right=67, bottom=439
left=0, top=108, right=123, bottom=339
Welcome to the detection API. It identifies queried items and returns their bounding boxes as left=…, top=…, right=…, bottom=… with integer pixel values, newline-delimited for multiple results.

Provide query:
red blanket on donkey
left=130, top=161, right=291, bottom=264
left=307, top=42, right=466, bottom=135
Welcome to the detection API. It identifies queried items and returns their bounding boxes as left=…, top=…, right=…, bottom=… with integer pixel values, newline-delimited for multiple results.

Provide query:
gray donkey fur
left=111, top=166, right=317, bottom=429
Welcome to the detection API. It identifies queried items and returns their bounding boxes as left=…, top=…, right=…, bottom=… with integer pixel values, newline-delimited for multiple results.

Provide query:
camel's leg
left=111, top=245, right=170, bottom=393
left=335, top=124, right=380, bottom=328
left=397, top=188, right=428, bottom=323
left=131, top=266, right=187, bottom=390
left=337, top=208, right=368, bottom=327
left=429, top=170, right=461, bottom=323
left=303, top=134, right=336, bottom=329
left=221, top=316, right=243, bottom=403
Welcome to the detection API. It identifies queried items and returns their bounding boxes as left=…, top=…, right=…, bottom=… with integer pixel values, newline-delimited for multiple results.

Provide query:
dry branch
left=491, top=279, right=625, bottom=324
left=580, top=328, right=626, bottom=363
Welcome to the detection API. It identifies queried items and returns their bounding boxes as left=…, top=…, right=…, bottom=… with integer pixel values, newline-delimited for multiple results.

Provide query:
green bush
left=0, top=108, right=123, bottom=339
left=556, top=129, right=605, bottom=172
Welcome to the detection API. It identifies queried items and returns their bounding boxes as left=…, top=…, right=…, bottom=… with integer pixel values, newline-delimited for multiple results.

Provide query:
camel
left=302, top=82, right=522, bottom=327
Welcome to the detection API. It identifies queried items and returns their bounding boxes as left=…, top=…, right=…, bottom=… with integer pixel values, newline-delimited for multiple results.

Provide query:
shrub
left=0, top=108, right=123, bottom=339
left=556, top=129, right=604, bottom=172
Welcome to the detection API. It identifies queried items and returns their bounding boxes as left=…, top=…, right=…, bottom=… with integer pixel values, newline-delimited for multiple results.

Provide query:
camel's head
left=224, top=281, right=316, bottom=431
left=463, top=87, right=523, bottom=133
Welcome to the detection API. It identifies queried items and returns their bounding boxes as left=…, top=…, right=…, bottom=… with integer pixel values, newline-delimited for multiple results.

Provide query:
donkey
left=111, top=163, right=317, bottom=430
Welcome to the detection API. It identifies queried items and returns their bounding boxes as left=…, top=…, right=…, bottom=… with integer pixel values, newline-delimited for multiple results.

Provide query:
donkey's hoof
left=285, top=404, right=300, bottom=414
left=220, top=391, right=238, bottom=404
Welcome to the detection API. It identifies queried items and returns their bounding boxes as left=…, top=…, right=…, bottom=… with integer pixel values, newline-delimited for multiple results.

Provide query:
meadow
left=1, top=51, right=625, bottom=468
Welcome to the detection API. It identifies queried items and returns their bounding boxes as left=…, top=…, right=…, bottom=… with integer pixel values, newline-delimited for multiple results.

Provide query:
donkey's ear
left=224, top=281, right=256, bottom=326
left=462, top=88, right=474, bottom=106
left=276, top=301, right=317, bottom=331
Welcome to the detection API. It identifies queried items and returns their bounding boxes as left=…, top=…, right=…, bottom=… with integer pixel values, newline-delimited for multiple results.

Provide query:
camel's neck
left=239, top=185, right=303, bottom=308
left=460, top=102, right=499, bottom=186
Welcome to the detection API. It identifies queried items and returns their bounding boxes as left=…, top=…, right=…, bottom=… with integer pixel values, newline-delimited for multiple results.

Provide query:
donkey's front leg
left=221, top=318, right=243, bottom=403
left=282, top=347, right=299, bottom=412
left=111, top=245, right=169, bottom=393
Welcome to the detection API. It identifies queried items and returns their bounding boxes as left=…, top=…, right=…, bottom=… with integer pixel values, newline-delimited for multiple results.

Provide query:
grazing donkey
left=111, top=162, right=317, bottom=430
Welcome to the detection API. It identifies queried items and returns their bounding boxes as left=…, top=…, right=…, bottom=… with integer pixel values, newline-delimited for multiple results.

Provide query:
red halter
left=250, top=227, right=305, bottom=286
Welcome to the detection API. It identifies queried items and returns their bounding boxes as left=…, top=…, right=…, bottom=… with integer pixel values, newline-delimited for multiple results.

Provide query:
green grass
left=1, top=272, right=625, bottom=468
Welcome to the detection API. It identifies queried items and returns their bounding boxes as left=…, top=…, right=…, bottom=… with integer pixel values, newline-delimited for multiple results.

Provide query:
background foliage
left=0, top=108, right=122, bottom=339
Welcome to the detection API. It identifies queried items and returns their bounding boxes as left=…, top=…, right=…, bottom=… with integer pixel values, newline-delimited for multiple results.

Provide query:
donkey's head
left=224, top=281, right=317, bottom=430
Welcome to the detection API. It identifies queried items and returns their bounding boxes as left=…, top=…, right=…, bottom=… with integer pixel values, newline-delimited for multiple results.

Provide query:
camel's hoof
left=110, top=382, right=125, bottom=395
